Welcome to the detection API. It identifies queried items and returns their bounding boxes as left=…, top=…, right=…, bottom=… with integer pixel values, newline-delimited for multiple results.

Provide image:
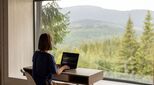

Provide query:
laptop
left=60, top=52, right=79, bottom=69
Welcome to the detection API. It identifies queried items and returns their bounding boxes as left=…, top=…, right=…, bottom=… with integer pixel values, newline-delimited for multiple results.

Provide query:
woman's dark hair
left=38, top=33, right=52, bottom=51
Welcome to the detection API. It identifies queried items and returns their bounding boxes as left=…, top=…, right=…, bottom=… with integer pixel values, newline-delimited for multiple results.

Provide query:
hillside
left=62, top=5, right=154, bottom=29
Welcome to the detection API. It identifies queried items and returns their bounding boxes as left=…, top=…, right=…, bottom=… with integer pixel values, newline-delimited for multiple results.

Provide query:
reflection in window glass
left=38, top=1, right=154, bottom=84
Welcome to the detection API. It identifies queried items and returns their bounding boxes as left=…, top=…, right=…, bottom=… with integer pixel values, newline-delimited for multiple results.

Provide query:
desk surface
left=23, top=66, right=103, bottom=85
left=63, top=68, right=102, bottom=76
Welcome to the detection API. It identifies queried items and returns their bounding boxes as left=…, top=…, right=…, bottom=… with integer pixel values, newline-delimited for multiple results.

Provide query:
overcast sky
left=43, top=0, right=154, bottom=11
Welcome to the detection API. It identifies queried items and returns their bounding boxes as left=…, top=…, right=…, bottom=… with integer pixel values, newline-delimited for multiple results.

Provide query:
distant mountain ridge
left=59, top=5, right=154, bottom=45
left=61, top=5, right=154, bottom=29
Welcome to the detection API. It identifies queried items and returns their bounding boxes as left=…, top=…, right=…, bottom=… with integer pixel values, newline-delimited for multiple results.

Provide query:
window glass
left=36, top=0, right=154, bottom=84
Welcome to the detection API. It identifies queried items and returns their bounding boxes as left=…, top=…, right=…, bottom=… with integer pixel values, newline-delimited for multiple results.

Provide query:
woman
left=32, top=33, right=70, bottom=85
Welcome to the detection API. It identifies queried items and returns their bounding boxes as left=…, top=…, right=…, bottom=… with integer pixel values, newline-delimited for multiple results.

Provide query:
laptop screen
left=61, top=52, right=79, bottom=69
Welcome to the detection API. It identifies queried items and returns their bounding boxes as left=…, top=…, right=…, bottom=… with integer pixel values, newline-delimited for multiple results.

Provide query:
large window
left=35, top=0, right=154, bottom=84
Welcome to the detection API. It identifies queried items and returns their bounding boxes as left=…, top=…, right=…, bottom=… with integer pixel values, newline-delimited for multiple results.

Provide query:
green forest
left=41, top=2, right=154, bottom=84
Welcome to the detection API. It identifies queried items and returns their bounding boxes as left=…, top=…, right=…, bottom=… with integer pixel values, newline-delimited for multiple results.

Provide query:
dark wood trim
left=0, top=0, right=4, bottom=84
left=33, top=0, right=36, bottom=52
left=3, top=0, right=8, bottom=84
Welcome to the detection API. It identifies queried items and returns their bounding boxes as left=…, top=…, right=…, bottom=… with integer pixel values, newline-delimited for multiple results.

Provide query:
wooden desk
left=23, top=66, right=103, bottom=85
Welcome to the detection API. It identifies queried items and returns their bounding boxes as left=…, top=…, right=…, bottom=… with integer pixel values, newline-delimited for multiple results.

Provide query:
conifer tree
left=119, top=17, right=138, bottom=74
left=135, top=10, right=154, bottom=75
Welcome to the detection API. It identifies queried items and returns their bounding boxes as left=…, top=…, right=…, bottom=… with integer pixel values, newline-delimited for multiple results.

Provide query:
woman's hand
left=56, top=65, right=70, bottom=75
left=63, top=65, right=70, bottom=70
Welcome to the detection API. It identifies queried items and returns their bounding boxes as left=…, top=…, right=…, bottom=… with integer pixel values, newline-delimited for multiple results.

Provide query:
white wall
left=0, top=0, right=34, bottom=84
left=8, top=0, right=33, bottom=79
